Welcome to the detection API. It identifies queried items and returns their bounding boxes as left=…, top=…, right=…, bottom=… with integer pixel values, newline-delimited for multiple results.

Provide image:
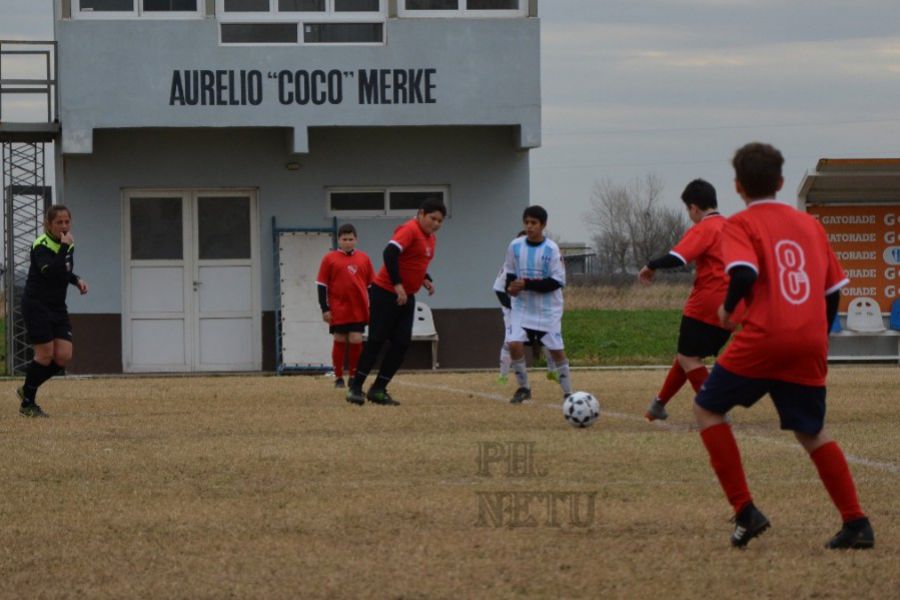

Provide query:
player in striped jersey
left=503, top=206, right=572, bottom=403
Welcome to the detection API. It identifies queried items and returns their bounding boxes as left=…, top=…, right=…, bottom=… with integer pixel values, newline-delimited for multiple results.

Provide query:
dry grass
left=0, top=366, right=898, bottom=599
left=565, top=284, right=691, bottom=310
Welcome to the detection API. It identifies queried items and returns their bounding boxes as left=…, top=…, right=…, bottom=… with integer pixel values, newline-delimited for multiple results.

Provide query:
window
left=303, top=22, right=383, bottom=43
left=399, top=0, right=525, bottom=16
left=221, top=23, right=298, bottom=43
left=219, top=0, right=383, bottom=17
left=74, top=0, right=202, bottom=18
left=327, top=186, right=449, bottom=217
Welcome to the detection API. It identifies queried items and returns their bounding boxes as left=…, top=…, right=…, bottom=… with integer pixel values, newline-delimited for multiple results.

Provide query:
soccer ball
left=563, top=392, right=600, bottom=428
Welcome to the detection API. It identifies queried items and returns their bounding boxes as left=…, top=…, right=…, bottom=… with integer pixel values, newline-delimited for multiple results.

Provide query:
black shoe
left=345, top=387, right=365, bottom=406
left=19, top=400, right=49, bottom=418
left=334, top=377, right=346, bottom=389
left=826, top=517, right=874, bottom=549
left=510, top=386, right=532, bottom=404
left=731, top=503, right=770, bottom=547
left=366, top=388, right=400, bottom=406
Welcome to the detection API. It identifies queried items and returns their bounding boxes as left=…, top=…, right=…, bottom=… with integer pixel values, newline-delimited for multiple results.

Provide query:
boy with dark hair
left=638, top=179, right=732, bottom=421
left=346, top=198, right=445, bottom=406
left=694, top=142, right=873, bottom=549
left=504, top=205, right=572, bottom=403
left=316, top=223, right=374, bottom=388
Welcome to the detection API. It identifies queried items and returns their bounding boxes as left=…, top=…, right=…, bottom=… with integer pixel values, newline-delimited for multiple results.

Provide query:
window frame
left=216, top=0, right=386, bottom=22
left=397, top=0, right=526, bottom=18
left=73, top=0, right=204, bottom=19
left=219, top=22, right=301, bottom=45
left=326, top=185, right=450, bottom=218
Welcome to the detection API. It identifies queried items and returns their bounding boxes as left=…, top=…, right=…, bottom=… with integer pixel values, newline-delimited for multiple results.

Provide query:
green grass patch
left=562, top=309, right=681, bottom=366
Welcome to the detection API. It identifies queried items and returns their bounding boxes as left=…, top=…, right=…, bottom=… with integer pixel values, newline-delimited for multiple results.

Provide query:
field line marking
left=395, top=380, right=900, bottom=476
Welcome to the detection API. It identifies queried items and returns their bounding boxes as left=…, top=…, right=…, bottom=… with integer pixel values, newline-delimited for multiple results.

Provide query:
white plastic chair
left=845, top=297, right=885, bottom=333
left=412, top=302, right=439, bottom=369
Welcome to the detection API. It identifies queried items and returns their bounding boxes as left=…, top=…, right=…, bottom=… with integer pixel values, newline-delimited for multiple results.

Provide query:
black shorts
left=330, top=322, right=367, bottom=334
left=22, top=300, right=72, bottom=344
left=367, top=285, right=415, bottom=344
left=695, top=364, right=827, bottom=435
left=677, top=316, right=730, bottom=358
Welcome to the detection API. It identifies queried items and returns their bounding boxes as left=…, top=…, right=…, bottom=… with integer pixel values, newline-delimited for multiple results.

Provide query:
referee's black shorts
left=677, top=315, right=730, bottom=358
left=21, top=299, right=72, bottom=344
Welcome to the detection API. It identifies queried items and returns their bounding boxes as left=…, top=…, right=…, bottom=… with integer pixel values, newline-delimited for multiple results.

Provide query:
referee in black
left=17, top=205, right=88, bottom=417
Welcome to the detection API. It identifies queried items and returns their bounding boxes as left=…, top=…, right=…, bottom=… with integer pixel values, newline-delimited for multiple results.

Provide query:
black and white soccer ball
left=562, top=391, right=600, bottom=428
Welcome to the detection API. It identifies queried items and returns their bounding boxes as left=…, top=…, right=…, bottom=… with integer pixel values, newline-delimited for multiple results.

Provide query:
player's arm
left=422, top=273, right=435, bottom=295
left=825, top=291, right=840, bottom=335
left=523, top=278, right=562, bottom=293
left=495, top=290, right=511, bottom=309
left=34, top=244, right=72, bottom=279
left=719, top=265, right=757, bottom=328
left=383, top=242, right=409, bottom=304
left=639, top=253, right=685, bottom=284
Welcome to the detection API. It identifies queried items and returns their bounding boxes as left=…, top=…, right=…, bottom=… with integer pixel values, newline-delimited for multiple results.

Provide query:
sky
left=2, top=0, right=900, bottom=245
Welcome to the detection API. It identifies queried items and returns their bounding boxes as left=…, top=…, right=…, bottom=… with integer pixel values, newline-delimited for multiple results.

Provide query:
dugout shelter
left=799, top=159, right=900, bottom=363
left=2, top=1, right=542, bottom=374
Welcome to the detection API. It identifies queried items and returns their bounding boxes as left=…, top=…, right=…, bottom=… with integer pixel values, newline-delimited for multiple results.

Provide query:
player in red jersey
left=639, top=179, right=733, bottom=421
left=694, top=142, right=873, bottom=549
left=317, top=223, right=374, bottom=389
left=346, top=198, right=445, bottom=406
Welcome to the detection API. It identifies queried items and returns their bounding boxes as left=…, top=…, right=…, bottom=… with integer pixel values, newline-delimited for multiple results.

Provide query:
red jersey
left=316, top=249, right=374, bottom=325
left=717, top=201, right=848, bottom=386
left=670, top=213, right=729, bottom=327
left=373, top=218, right=436, bottom=295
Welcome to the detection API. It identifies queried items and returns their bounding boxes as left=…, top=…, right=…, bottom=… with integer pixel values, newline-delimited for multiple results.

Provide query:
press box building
left=5, top=1, right=542, bottom=373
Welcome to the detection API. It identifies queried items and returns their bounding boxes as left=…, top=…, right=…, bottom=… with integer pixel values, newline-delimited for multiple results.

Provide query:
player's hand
left=423, top=279, right=435, bottom=296
left=76, top=278, right=88, bottom=295
left=717, top=304, right=737, bottom=331
left=394, top=283, right=408, bottom=305
left=60, top=231, right=74, bottom=245
left=322, top=311, right=332, bottom=324
left=638, top=266, right=655, bottom=285
left=507, top=279, right=525, bottom=296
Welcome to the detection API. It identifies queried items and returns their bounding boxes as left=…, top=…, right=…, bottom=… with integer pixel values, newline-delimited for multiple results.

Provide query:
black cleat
left=826, top=517, right=874, bottom=550
left=730, top=503, right=770, bottom=547
left=334, top=377, right=346, bottom=389
left=19, top=401, right=49, bottom=418
left=510, top=386, right=532, bottom=404
left=345, top=387, right=366, bottom=406
left=366, top=388, right=400, bottom=406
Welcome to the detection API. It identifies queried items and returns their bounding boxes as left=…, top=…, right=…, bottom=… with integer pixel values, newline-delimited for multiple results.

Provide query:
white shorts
left=505, top=324, right=565, bottom=351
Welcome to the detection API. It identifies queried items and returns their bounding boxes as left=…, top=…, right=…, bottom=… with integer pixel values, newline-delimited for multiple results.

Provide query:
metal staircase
left=1, top=40, right=58, bottom=374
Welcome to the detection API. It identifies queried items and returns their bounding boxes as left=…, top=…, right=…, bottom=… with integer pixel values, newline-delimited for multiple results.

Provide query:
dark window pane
left=198, top=197, right=251, bottom=260
left=278, top=0, right=325, bottom=10
left=304, top=22, right=382, bottom=43
left=468, top=0, right=518, bottom=8
left=334, top=0, right=380, bottom=11
left=221, top=23, right=298, bottom=43
left=405, top=0, right=457, bottom=9
left=144, top=0, right=198, bottom=10
left=79, top=0, right=134, bottom=10
left=389, top=191, right=444, bottom=212
left=330, top=192, right=385, bottom=212
left=130, top=197, right=183, bottom=260
left=223, top=0, right=270, bottom=11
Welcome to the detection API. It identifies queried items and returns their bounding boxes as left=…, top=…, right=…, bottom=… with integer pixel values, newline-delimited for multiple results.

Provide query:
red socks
left=810, top=441, right=866, bottom=522
left=332, top=340, right=347, bottom=378
left=686, top=365, right=709, bottom=393
left=657, top=360, right=687, bottom=403
left=700, top=423, right=752, bottom=514
left=347, top=342, right=363, bottom=378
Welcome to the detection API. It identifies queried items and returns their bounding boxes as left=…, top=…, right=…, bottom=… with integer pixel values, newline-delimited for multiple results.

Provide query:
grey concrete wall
left=61, top=125, right=529, bottom=315
left=56, top=17, right=541, bottom=154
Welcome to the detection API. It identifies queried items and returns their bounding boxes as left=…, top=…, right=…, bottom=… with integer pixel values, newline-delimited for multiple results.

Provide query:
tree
left=585, top=174, right=688, bottom=275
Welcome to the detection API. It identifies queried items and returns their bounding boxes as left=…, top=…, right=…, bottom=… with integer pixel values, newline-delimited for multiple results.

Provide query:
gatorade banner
left=807, top=204, right=899, bottom=312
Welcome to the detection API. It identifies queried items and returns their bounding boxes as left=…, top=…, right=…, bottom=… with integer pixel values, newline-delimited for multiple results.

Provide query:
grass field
left=1, top=367, right=897, bottom=598
left=563, top=309, right=681, bottom=365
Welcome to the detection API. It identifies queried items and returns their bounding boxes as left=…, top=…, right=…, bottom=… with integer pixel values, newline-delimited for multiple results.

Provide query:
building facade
left=51, top=0, right=541, bottom=373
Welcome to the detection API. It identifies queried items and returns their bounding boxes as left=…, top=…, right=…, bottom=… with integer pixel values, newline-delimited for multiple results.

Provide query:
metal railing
left=0, top=40, right=58, bottom=124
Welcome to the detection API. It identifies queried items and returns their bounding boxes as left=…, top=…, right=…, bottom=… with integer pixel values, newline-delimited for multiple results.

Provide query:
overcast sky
left=3, top=0, right=900, bottom=245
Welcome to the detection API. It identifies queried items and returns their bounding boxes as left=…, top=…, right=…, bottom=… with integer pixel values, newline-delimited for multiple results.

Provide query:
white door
left=124, top=190, right=260, bottom=372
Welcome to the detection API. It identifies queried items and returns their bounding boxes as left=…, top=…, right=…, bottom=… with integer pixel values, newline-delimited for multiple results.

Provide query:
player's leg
left=507, top=324, right=530, bottom=403
left=331, top=332, right=348, bottom=386
left=694, top=365, right=770, bottom=546
left=647, top=358, right=685, bottom=421
left=19, top=305, right=64, bottom=417
left=366, top=298, right=413, bottom=406
left=542, top=346, right=558, bottom=381
left=349, top=287, right=396, bottom=404
left=544, top=332, right=570, bottom=399
left=347, top=330, right=364, bottom=381
left=19, top=341, right=54, bottom=417
left=771, top=383, right=873, bottom=549
left=498, top=307, right=512, bottom=384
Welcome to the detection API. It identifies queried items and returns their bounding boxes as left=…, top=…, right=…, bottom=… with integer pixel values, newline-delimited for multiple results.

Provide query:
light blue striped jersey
left=503, top=237, right=566, bottom=331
